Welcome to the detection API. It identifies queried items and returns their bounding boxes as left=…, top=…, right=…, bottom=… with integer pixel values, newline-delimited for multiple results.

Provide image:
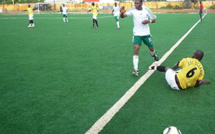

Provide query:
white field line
left=85, top=13, right=207, bottom=134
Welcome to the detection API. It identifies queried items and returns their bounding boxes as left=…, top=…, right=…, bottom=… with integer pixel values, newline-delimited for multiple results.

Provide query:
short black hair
left=194, top=50, right=204, bottom=61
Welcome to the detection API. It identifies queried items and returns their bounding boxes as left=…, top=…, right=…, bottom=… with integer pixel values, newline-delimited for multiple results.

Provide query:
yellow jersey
left=177, top=58, right=204, bottom=89
left=91, top=5, right=99, bottom=16
left=27, top=7, right=33, bottom=15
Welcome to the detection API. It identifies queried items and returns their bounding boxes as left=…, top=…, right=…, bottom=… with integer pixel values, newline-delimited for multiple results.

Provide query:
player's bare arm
left=120, top=6, right=127, bottom=18
left=195, top=79, right=210, bottom=87
left=173, top=62, right=180, bottom=70
left=142, top=19, right=156, bottom=24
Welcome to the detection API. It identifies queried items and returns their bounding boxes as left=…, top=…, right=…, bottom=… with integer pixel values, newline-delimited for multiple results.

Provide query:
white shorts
left=29, top=15, right=33, bottom=20
left=93, top=15, right=97, bottom=20
left=165, top=69, right=180, bottom=90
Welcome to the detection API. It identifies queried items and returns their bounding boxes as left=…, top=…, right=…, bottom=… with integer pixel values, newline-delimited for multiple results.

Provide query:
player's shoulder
left=126, top=7, right=136, bottom=12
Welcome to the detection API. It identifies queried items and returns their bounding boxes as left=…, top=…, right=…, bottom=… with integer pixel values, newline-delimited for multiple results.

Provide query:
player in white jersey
left=62, top=4, right=68, bottom=22
left=120, top=0, right=159, bottom=76
left=112, top=2, right=120, bottom=29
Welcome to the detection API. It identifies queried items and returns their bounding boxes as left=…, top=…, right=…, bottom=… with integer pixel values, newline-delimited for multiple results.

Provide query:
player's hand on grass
left=200, top=79, right=210, bottom=84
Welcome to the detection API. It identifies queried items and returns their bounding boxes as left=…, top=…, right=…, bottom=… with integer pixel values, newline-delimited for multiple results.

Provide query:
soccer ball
left=163, top=126, right=182, bottom=134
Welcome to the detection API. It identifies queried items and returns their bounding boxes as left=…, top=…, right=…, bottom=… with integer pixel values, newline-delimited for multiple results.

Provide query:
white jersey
left=113, top=6, right=120, bottom=16
left=125, top=6, right=156, bottom=36
left=62, top=6, right=68, bottom=15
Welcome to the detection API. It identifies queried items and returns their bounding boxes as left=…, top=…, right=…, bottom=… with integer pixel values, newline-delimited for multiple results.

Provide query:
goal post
left=34, top=2, right=55, bottom=14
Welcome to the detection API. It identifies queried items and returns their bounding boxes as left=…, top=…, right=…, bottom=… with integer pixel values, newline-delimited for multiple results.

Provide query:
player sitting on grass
left=149, top=50, right=210, bottom=90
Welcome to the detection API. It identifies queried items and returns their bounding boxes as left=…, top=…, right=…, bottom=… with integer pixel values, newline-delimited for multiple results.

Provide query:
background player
left=62, top=4, right=68, bottom=22
left=149, top=50, right=210, bottom=90
left=60, top=5, right=63, bottom=14
left=88, top=2, right=99, bottom=28
left=199, top=0, right=203, bottom=22
left=112, top=2, right=120, bottom=30
left=120, top=0, right=159, bottom=76
left=27, top=4, right=35, bottom=27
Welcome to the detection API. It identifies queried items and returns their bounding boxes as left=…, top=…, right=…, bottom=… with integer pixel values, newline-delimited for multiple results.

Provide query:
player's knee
left=133, top=47, right=140, bottom=55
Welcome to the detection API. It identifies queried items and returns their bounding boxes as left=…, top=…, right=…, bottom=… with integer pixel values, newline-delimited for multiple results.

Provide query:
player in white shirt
left=112, top=2, right=120, bottom=29
left=62, top=4, right=68, bottom=22
left=120, top=0, right=159, bottom=76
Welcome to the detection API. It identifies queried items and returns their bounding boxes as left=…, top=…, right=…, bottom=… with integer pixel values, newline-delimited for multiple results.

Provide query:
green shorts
left=63, top=14, right=67, bottom=17
left=114, top=16, right=119, bottom=21
left=132, top=35, right=153, bottom=47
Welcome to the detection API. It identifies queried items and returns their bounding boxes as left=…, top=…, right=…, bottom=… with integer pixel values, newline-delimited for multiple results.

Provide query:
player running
left=120, top=0, right=159, bottom=76
left=88, top=2, right=99, bottom=28
left=112, top=2, right=120, bottom=30
left=149, top=50, right=210, bottom=90
left=27, top=4, right=35, bottom=27
left=62, top=4, right=68, bottom=22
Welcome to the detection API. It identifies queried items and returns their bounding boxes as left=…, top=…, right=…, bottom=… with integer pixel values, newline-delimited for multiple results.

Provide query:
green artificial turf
left=0, top=13, right=214, bottom=134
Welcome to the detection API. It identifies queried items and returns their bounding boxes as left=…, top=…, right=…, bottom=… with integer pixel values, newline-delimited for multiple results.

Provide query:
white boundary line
left=85, top=13, right=207, bottom=134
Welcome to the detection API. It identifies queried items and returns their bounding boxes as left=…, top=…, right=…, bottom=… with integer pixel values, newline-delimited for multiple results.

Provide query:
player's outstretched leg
left=149, top=66, right=167, bottom=72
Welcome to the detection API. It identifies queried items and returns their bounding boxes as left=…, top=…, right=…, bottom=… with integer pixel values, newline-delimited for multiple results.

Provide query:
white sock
left=63, top=18, right=65, bottom=22
left=133, top=55, right=139, bottom=71
left=150, top=50, right=155, bottom=56
left=117, top=21, right=120, bottom=28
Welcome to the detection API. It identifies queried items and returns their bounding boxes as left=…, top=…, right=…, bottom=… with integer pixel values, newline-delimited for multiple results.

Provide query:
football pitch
left=0, top=13, right=214, bottom=134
